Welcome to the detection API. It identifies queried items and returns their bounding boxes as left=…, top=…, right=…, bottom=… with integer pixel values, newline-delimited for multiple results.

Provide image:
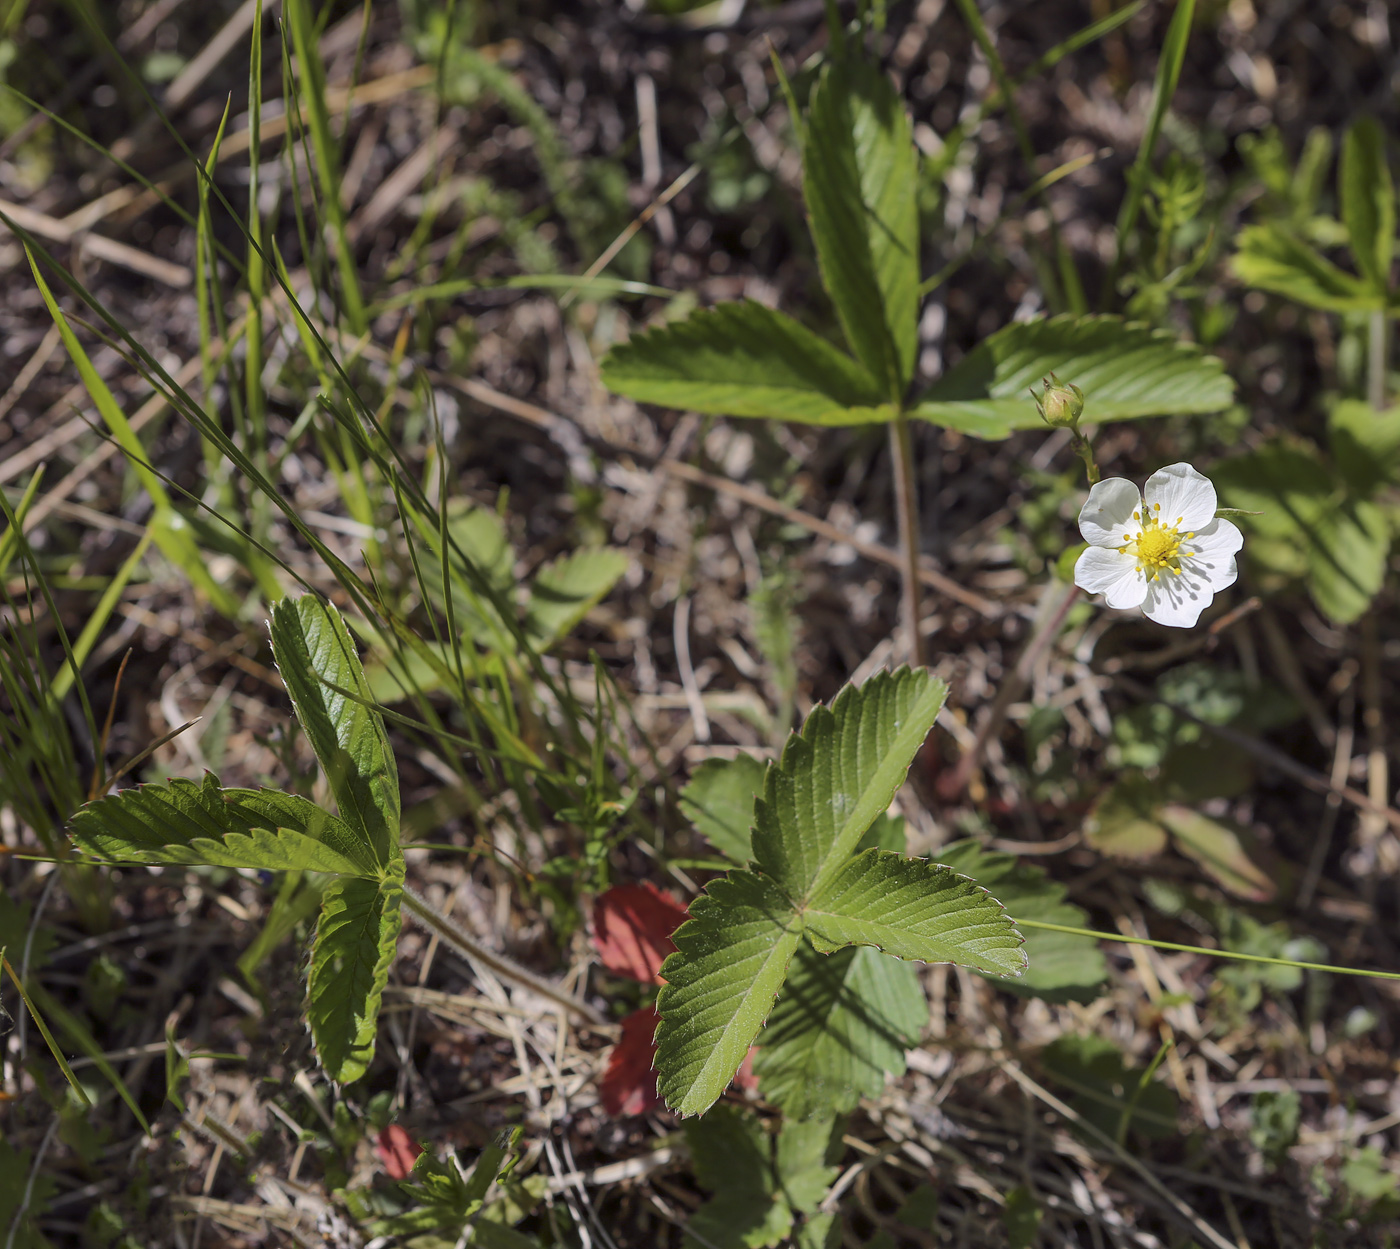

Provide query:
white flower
left=1074, top=463, right=1243, bottom=628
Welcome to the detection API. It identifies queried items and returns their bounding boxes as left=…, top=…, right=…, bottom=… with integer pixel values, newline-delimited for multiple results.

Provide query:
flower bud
left=1035, top=374, right=1084, bottom=429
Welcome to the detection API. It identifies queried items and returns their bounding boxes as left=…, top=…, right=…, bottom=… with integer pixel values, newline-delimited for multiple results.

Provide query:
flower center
left=1120, top=507, right=1195, bottom=581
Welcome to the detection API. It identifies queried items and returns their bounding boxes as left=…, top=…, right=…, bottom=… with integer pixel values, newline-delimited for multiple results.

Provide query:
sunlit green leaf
left=912, top=315, right=1234, bottom=438
left=600, top=300, right=887, bottom=424
left=804, top=54, right=918, bottom=393
left=526, top=546, right=629, bottom=644
left=270, top=596, right=400, bottom=869
left=680, top=753, right=767, bottom=864
left=308, top=874, right=404, bottom=1084
left=755, top=942, right=924, bottom=1119
left=69, top=774, right=380, bottom=877
left=935, top=840, right=1106, bottom=1000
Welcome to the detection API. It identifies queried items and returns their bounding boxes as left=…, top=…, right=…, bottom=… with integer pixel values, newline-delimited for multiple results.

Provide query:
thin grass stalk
left=889, top=414, right=925, bottom=669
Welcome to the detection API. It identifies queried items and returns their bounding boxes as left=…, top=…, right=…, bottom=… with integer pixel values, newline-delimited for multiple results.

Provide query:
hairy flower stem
left=1368, top=308, right=1386, bottom=412
left=1071, top=430, right=1100, bottom=484
left=889, top=413, right=925, bottom=668
left=400, top=886, right=609, bottom=1028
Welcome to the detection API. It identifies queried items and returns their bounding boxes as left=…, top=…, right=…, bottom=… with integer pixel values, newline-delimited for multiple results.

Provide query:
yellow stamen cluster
left=1119, top=503, right=1195, bottom=582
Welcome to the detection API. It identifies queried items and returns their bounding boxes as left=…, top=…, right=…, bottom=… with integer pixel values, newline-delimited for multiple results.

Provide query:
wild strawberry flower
left=1074, top=463, right=1243, bottom=628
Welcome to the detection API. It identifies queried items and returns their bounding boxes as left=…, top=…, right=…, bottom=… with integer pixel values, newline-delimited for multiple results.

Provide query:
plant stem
left=889, top=413, right=925, bottom=667
left=1368, top=308, right=1387, bottom=411
left=400, top=885, right=608, bottom=1028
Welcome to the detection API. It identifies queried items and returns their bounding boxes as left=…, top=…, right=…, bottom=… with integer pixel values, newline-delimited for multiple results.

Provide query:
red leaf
left=733, top=1046, right=758, bottom=1094
left=374, top=1124, right=423, bottom=1180
left=600, top=1006, right=663, bottom=1117
left=592, top=882, right=689, bottom=984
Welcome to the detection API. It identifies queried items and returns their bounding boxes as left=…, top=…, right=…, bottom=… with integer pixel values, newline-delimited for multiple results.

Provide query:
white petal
left=1142, top=463, right=1217, bottom=530
left=1075, top=546, right=1148, bottom=609
left=1078, top=477, right=1143, bottom=548
left=1178, top=518, right=1243, bottom=592
left=1141, top=566, right=1217, bottom=627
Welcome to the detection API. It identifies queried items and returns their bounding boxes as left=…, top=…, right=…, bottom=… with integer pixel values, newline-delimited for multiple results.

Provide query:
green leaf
left=803, top=55, right=919, bottom=393
left=655, top=670, right=1031, bottom=1118
left=525, top=547, right=629, bottom=645
left=775, top=1114, right=842, bottom=1215
left=753, top=667, right=948, bottom=901
left=655, top=871, right=802, bottom=1116
left=69, top=774, right=380, bottom=877
left=413, top=501, right=516, bottom=646
left=599, top=300, right=887, bottom=424
left=934, top=840, right=1106, bottom=1000
left=679, top=754, right=767, bottom=864
left=804, top=849, right=1027, bottom=977
left=1210, top=436, right=1392, bottom=622
left=308, top=874, right=404, bottom=1083
left=1340, top=116, right=1394, bottom=295
left=270, top=596, right=400, bottom=869
left=755, top=942, right=925, bottom=1119
left=1231, top=223, right=1377, bottom=312
left=1083, top=776, right=1168, bottom=859
left=911, top=315, right=1234, bottom=439
left=1305, top=497, right=1390, bottom=625
left=26, top=249, right=238, bottom=616
left=1159, top=806, right=1276, bottom=902
left=1331, top=399, right=1400, bottom=497
left=683, top=1107, right=792, bottom=1249
left=1210, top=438, right=1333, bottom=583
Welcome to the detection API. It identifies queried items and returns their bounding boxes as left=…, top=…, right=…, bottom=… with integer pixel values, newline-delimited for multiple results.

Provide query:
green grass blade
left=2, top=951, right=92, bottom=1110
left=269, top=597, right=401, bottom=870
left=1103, top=0, right=1197, bottom=303
left=284, top=0, right=366, bottom=332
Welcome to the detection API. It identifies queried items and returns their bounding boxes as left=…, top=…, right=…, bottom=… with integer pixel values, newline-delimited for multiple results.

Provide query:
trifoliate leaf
left=911, top=315, right=1234, bottom=438
left=657, top=670, right=1026, bottom=1117
left=755, top=942, right=924, bottom=1119
left=753, top=667, right=948, bottom=901
left=270, top=597, right=400, bottom=870
left=680, top=753, right=767, bottom=864
left=804, top=54, right=919, bottom=393
left=69, top=775, right=380, bottom=878
left=683, top=1107, right=793, bottom=1249
left=933, top=840, right=1106, bottom=1001
left=525, top=546, right=629, bottom=644
left=805, top=849, right=1027, bottom=977
left=655, top=871, right=802, bottom=1116
left=308, top=873, right=404, bottom=1084
left=600, top=300, right=887, bottom=425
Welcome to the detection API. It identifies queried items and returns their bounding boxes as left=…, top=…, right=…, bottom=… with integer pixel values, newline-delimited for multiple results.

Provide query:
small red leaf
left=592, top=882, right=689, bottom=984
left=733, top=1046, right=758, bottom=1094
left=374, top=1124, right=423, bottom=1180
left=601, top=1006, right=663, bottom=1116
